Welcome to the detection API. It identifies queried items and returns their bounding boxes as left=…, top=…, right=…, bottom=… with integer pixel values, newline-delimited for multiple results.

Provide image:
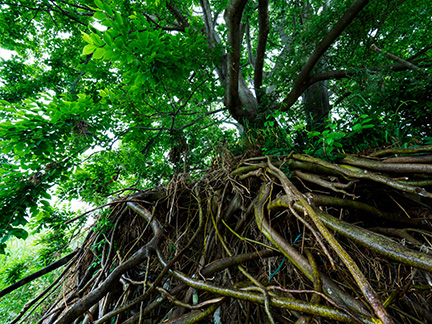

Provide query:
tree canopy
left=1, top=0, right=432, bottom=323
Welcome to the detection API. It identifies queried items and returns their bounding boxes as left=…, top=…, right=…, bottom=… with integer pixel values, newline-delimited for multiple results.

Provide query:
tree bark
left=302, top=80, right=330, bottom=131
left=224, top=0, right=258, bottom=125
left=254, top=0, right=269, bottom=104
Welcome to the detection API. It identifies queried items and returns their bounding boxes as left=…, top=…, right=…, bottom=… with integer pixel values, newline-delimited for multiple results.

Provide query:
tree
left=1, top=0, right=432, bottom=323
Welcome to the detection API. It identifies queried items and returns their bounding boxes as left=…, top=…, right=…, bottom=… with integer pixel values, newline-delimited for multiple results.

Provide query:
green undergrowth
left=237, top=106, right=430, bottom=161
left=0, top=235, right=62, bottom=324
left=0, top=203, right=86, bottom=324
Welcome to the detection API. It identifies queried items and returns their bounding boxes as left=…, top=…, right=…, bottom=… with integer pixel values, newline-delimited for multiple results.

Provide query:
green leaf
left=30, top=205, right=39, bottom=216
left=40, top=191, right=52, bottom=199
left=99, top=89, right=108, bottom=97
left=101, top=19, right=113, bottom=28
left=103, top=2, right=114, bottom=16
left=2, top=145, right=13, bottom=154
left=94, top=11, right=106, bottom=20
left=103, top=49, right=116, bottom=60
left=11, top=228, right=28, bottom=240
left=94, top=0, right=104, bottom=9
left=115, top=12, right=123, bottom=26
left=91, top=33, right=104, bottom=47
left=127, top=55, right=134, bottom=64
left=41, top=199, right=51, bottom=208
left=0, top=232, right=11, bottom=244
left=353, top=124, right=362, bottom=132
left=93, top=47, right=106, bottom=59
left=81, top=31, right=93, bottom=44
left=103, top=32, right=113, bottom=46
left=83, top=44, right=97, bottom=55
left=15, top=142, right=26, bottom=153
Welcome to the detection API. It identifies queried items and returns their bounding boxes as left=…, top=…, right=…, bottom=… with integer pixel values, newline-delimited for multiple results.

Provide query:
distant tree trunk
left=303, top=79, right=330, bottom=131
left=301, top=0, right=331, bottom=132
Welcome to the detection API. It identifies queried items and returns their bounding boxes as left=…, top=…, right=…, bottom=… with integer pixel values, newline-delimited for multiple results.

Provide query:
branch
left=70, top=53, right=92, bottom=93
left=197, top=0, right=227, bottom=90
left=142, top=12, right=185, bottom=32
left=135, top=109, right=224, bottom=133
left=179, top=75, right=213, bottom=110
left=1, top=1, right=89, bottom=26
left=307, top=60, right=428, bottom=86
left=140, top=128, right=163, bottom=156
left=166, top=2, right=190, bottom=29
left=0, top=250, right=78, bottom=299
left=254, top=0, right=269, bottom=103
left=224, top=0, right=257, bottom=123
left=48, top=0, right=89, bottom=26
left=408, top=44, right=432, bottom=61
left=200, top=0, right=215, bottom=42
left=59, top=1, right=95, bottom=12
left=245, top=19, right=256, bottom=68
left=331, top=91, right=352, bottom=108
left=370, top=44, right=424, bottom=74
left=278, top=0, right=370, bottom=112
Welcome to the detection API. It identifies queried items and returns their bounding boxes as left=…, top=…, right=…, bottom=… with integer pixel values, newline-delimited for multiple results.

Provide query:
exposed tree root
left=8, top=150, right=432, bottom=324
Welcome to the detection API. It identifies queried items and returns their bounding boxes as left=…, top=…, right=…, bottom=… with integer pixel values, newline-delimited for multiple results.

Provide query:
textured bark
left=303, top=80, right=330, bottom=131
left=166, top=2, right=190, bottom=28
left=246, top=19, right=256, bottom=68
left=254, top=0, right=269, bottom=103
left=224, top=0, right=258, bottom=125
